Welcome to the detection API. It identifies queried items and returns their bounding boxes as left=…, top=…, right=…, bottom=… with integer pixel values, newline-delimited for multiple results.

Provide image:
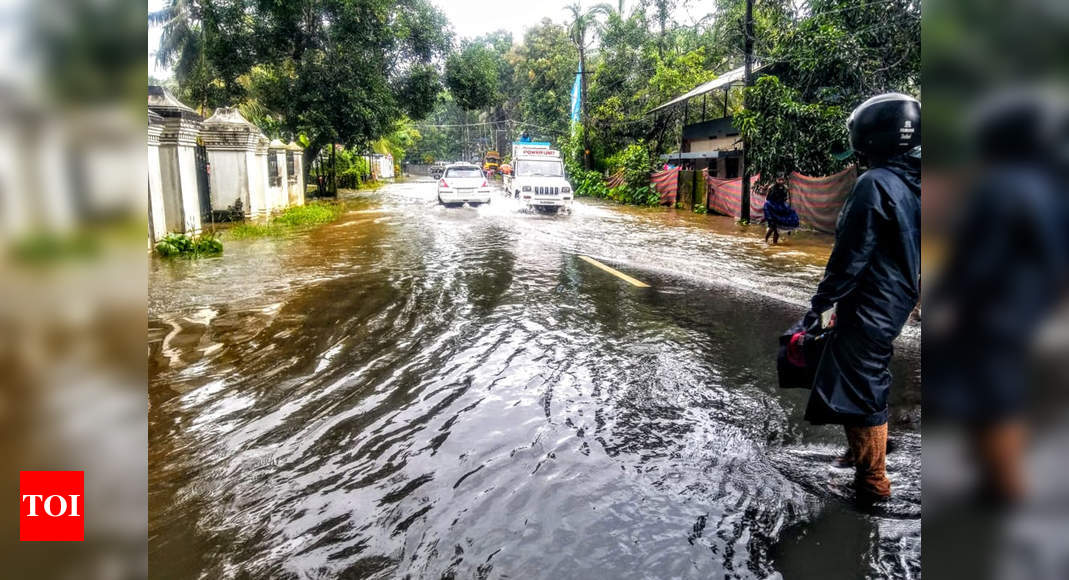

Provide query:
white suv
left=437, top=163, right=491, bottom=207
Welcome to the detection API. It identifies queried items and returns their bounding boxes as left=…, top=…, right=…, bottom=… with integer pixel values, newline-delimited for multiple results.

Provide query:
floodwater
left=148, top=179, right=921, bottom=579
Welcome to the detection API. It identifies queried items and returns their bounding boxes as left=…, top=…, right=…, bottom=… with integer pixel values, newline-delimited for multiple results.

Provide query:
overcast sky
left=149, top=0, right=711, bottom=79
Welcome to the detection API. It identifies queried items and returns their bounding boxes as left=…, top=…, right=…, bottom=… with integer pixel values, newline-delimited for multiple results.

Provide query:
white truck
left=503, top=142, right=574, bottom=213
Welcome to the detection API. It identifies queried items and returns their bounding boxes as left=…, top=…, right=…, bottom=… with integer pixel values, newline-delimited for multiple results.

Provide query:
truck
left=503, top=142, right=574, bottom=213
left=482, top=150, right=501, bottom=173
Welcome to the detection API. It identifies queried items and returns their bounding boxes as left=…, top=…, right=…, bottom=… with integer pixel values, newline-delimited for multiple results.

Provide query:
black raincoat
left=804, top=152, right=921, bottom=426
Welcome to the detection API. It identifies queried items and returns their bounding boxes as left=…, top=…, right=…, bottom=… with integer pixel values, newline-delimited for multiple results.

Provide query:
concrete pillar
left=149, top=86, right=203, bottom=234
left=254, top=133, right=270, bottom=215
left=286, top=141, right=305, bottom=206
left=200, top=106, right=263, bottom=217
left=268, top=139, right=287, bottom=211
left=147, top=111, right=167, bottom=243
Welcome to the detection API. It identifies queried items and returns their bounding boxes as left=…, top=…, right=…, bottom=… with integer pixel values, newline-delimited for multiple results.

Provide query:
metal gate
left=194, top=144, right=212, bottom=220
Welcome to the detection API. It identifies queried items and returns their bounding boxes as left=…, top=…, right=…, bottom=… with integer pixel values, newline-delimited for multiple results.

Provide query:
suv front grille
left=534, top=186, right=560, bottom=196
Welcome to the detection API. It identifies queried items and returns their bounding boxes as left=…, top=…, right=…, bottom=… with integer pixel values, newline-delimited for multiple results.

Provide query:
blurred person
left=763, top=177, right=799, bottom=244
left=925, top=90, right=1069, bottom=504
left=803, top=93, right=922, bottom=503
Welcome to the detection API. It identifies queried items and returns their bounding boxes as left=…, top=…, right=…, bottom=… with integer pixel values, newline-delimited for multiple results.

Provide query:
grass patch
left=223, top=201, right=344, bottom=239
left=273, top=203, right=342, bottom=226
left=227, top=223, right=284, bottom=238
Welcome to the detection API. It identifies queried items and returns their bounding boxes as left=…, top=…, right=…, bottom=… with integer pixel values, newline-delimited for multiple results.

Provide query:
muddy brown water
left=149, top=179, right=920, bottom=579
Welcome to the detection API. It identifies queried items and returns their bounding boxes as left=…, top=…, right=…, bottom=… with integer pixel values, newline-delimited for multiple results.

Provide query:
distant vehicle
left=483, top=150, right=501, bottom=172
left=429, top=161, right=447, bottom=180
left=437, top=163, right=492, bottom=207
left=503, top=142, right=573, bottom=214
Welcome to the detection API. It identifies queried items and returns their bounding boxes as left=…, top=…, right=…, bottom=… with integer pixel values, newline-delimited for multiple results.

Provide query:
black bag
left=776, top=312, right=831, bottom=389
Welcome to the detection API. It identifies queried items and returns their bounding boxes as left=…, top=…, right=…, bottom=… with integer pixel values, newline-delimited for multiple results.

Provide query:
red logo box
left=20, top=471, right=84, bottom=541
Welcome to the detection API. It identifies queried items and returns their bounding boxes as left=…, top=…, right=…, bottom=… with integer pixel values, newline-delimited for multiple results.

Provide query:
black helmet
left=847, top=93, right=921, bottom=158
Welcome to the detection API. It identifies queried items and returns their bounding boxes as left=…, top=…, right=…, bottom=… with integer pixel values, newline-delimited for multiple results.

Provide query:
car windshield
left=445, top=168, right=483, bottom=178
left=515, top=159, right=563, bottom=177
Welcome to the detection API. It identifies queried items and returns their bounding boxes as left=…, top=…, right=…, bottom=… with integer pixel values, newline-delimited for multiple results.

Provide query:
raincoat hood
left=874, top=147, right=921, bottom=197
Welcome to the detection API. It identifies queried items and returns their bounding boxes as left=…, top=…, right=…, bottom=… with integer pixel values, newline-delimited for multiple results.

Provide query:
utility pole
left=740, top=0, right=754, bottom=224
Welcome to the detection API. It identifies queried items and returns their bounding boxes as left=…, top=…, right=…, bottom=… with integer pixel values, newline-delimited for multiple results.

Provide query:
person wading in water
left=804, top=93, right=921, bottom=503
left=763, top=177, right=799, bottom=244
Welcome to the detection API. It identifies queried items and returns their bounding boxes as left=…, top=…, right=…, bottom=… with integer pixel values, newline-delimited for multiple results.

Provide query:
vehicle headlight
left=522, top=185, right=532, bottom=192
left=562, top=186, right=571, bottom=193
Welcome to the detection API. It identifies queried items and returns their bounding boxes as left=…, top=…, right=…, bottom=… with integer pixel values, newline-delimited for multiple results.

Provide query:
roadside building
left=649, top=64, right=763, bottom=179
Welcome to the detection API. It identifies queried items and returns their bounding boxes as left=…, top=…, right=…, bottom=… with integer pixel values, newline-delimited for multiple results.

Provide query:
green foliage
left=735, top=76, right=849, bottom=181
left=154, top=0, right=917, bottom=187
left=226, top=202, right=343, bottom=239
left=571, top=141, right=659, bottom=206
left=693, top=205, right=708, bottom=215
left=570, top=168, right=611, bottom=199
left=734, top=0, right=920, bottom=179
left=446, top=43, right=501, bottom=111
left=155, top=232, right=223, bottom=258
left=10, top=232, right=101, bottom=263
left=272, top=203, right=341, bottom=227
left=155, top=0, right=452, bottom=164
left=512, top=20, right=579, bottom=140
left=614, top=141, right=657, bottom=191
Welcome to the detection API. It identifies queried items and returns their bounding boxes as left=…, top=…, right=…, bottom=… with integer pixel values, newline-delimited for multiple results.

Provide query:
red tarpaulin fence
left=703, top=165, right=857, bottom=233
left=707, top=174, right=764, bottom=222
left=650, top=167, right=680, bottom=205
left=787, top=166, right=857, bottom=233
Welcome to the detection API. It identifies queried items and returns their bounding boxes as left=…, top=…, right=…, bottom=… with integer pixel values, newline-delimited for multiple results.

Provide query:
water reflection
left=149, top=180, right=920, bottom=578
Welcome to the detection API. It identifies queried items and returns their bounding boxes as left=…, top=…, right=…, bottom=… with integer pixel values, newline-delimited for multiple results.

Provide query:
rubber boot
left=845, top=423, right=891, bottom=503
left=972, top=420, right=1026, bottom=504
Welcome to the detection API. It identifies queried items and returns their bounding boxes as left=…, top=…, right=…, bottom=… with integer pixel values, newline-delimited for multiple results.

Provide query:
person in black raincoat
left=803, top=93, right=921, bottom=502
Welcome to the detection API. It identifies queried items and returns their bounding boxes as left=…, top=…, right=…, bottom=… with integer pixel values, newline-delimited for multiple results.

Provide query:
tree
left=564, top=2, right=613, bottom=168
left=735, top=0, right=920, bottom=180
left=153, top=0, right=452, bottom=183
left=445, top=43, right=501, bottom=111
left=511, top=20, right=579, bottom=142
left=734, top=75, right=849, bottom=179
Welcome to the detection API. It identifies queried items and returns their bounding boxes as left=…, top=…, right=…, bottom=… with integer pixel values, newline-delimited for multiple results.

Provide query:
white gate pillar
left=149, top=86, right=203, bottom=234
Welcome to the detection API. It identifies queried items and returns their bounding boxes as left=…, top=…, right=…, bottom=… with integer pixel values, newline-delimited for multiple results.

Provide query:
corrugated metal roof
left=647, top=64, right=763, bottom=114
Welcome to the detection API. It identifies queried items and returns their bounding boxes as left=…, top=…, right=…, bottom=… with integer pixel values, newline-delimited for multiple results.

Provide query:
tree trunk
left=330, top=143, right=336, bottom=196
left=302, top=143, right=321, bottom=193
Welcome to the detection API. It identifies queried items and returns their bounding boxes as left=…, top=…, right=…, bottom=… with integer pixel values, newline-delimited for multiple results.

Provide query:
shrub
left=570, top=167, right=611, bottom=199
left=224, top=201, right=344, bottom=239
left=154, top=232, right=222, bottom=258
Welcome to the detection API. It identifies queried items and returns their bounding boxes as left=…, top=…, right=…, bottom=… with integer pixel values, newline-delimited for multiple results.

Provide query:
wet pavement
left=148, top=178, right=921, bottom=579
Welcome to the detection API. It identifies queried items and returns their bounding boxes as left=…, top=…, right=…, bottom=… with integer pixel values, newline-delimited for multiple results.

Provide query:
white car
left=437, top=163, right=491, bottom=207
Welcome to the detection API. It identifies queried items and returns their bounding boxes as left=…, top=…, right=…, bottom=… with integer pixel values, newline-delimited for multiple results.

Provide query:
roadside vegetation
left=154, top=232, right=223, bottom=258
left=152, top=0, right=918, bottom=204
left=226, top=202, right=344, bottom=239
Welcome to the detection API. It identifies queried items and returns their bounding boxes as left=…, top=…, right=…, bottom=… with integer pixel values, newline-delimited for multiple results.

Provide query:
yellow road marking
left=578, top=255, right=650, bottom=288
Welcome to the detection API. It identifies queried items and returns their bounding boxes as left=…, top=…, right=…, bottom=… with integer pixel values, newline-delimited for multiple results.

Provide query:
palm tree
left=564, top=2, right=613, bottom=168
left=149, top=0, right=201, bottom=78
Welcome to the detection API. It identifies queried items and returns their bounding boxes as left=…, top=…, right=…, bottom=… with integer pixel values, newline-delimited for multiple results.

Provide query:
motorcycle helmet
left=847, top=93, right=921, bottom=158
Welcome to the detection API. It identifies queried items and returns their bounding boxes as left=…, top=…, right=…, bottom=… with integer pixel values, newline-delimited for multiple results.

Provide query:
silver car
left=437, top=163, right=492, bottom=207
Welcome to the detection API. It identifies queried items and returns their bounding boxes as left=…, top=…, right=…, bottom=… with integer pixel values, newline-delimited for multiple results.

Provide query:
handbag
left=776, top=311, right=831, bottom=389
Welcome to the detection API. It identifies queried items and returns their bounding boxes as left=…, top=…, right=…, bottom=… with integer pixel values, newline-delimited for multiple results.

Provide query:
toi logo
left=19, top=471, right=84, bottom=541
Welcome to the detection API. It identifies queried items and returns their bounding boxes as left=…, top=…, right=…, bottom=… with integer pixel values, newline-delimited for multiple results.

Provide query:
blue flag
left=570, top=62, right=582, bottom=126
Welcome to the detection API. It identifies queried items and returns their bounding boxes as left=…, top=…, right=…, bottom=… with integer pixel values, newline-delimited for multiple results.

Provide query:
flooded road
left=149, top=179, right=920, bottom=579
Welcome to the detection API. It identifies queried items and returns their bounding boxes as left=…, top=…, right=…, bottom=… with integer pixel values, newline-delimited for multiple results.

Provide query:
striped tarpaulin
left=703, top=166, right=857, bottom=232
left=788, top=166, right=856, bottom=233
left=706, top=174, right=763, bottom=221
left=650, top=167, right=680, bottom=205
